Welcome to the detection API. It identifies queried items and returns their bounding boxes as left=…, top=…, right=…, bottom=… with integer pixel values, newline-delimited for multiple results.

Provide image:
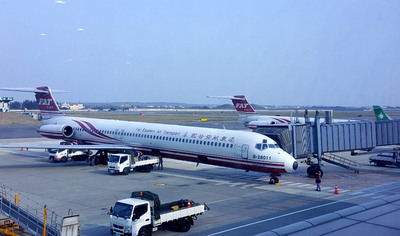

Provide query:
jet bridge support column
left=315, top=111, right=322, bottom=169
left=305, top=111, right=324, bottom=177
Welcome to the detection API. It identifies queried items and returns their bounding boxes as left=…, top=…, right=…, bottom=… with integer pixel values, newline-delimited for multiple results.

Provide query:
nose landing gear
left=269, top=173, right=281, bottom=184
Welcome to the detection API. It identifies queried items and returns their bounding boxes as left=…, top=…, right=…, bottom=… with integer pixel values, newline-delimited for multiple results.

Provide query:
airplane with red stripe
left=209, top=95, right=295, bottom=128
left=0, top=87, right=298, bottom=183
left=209, top=95, right=353, bottom=129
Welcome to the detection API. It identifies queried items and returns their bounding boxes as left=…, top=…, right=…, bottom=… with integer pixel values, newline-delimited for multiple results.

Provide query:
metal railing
left=0, top=183, right=62, bottom=236
left=322, top=153, right=360, bottom=173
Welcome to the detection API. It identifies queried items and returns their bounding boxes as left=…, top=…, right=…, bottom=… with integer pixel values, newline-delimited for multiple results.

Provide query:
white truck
left=48, top=148, right=89, bottom=162
left=369, top=148, right=400, bottom=167
left=108, top=153, right=158, bottom=175
left=109, top=191, right=209, bottom=236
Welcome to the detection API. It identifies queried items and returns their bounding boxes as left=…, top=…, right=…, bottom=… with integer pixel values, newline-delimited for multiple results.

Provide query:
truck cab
left=108, top=153, right=157, bottom=175
left=110, top=198, right=151, bottom=236
left=108, top=154, right=135, bottom=175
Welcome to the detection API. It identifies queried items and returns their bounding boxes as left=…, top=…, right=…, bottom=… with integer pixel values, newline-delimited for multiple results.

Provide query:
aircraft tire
left=269, top=177, right=279, bottom=184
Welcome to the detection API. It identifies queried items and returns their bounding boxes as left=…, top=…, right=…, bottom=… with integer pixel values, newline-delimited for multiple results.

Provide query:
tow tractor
left=109, top=191, right=209, bottom=236
left=108, top=153, right=158, bottom=175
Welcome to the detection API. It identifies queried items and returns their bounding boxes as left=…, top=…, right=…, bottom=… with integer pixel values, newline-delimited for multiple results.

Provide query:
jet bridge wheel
left=307, top=165, right=323, bottom=178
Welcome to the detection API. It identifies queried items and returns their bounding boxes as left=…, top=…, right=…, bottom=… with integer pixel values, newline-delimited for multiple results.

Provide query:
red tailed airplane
left=0, top=87, right=298, bottom=183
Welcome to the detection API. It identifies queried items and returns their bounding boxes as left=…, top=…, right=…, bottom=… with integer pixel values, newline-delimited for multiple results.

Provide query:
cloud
left=54, top=1, right=66, bottom=3
left=76, top=28, right=85, bottom=31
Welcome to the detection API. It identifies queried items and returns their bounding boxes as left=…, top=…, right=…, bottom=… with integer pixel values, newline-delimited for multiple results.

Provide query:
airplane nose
left=284, top=155, right=298, bottom=173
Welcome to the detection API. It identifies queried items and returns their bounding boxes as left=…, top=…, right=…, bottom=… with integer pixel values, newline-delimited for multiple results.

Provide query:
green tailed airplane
left=373, top=105, right=392, bottom=121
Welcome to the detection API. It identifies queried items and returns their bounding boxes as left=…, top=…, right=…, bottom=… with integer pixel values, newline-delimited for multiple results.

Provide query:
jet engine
left=37, top=124, right=74, bottom=139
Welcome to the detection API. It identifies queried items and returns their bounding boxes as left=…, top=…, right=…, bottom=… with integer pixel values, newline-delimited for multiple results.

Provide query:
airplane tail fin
left=207, top=95, right=258, bottom=116
left=373, top=105, right=392, bottom=121
left=0, top=86, right=64, bottom=119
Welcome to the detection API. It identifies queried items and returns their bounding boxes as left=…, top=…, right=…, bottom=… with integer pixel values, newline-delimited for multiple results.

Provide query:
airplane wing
left=0, top=144, right=137, bottom=151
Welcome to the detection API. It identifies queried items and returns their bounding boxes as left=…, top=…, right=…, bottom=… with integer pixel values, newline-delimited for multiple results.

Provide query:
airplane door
left=241, top=144, right=249, bottom=159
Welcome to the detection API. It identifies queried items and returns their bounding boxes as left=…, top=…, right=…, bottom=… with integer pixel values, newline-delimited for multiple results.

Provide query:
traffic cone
left=334, top=185, right=339, bottom=194
left=187, top=200, right=191, bottom=208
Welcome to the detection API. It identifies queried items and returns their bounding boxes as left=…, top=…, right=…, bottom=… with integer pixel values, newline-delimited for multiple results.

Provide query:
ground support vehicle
left=48, top=148, right=88, bottom=162
left=108, top=153, right=158, bottom=175
left=369, top=148, right=400, bottom=167
left=109, top=191, right=209, bottom=236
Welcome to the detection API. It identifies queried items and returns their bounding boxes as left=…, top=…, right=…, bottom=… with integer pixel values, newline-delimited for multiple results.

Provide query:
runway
left=0, top=125, right=400, bottom=235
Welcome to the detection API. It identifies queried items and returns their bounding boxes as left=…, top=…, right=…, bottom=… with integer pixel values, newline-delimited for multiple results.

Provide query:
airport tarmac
left=1, top=125, right=400, bottom=236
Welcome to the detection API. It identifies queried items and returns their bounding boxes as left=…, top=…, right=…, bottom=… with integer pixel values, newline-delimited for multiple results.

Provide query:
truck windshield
left=113, top=202, right=133, bottom=219
left=109, top=155, right=120, bottom=163
left=48, top=149, right=65, bottom=154
left=48, top=149, right=58, bottom=154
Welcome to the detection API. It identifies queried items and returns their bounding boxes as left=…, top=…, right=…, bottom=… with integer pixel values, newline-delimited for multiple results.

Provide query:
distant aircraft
left=209, top=95, right=352, bottom=129
left=373, top=105, right=392, bottom=121
left=0, top=87, right=298, bottom=184
left=208, top=95, right=294, bottom=129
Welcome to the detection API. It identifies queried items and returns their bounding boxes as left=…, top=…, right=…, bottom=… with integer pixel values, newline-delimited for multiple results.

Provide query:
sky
left=0, top=0, right=399, bottom=107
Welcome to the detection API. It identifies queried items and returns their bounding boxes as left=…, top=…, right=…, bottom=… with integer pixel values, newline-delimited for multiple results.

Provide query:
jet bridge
left=254, top=116, right=400, bottom=176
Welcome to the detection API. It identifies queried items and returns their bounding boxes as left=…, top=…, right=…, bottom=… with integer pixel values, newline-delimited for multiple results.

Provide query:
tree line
left=10, top=100, right=39, bottom=110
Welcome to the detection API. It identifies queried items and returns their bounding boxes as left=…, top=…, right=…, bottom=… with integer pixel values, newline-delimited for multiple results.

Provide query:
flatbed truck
left=108, top=153, right=158, bottom=175
left=48, top=148, right=89, bottom=162
left=369, top=148, right=400, bottom=167
left=110, top=191, right=209, bottom=236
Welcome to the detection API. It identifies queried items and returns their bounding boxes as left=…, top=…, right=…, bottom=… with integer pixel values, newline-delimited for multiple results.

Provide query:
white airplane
left=0, top=87, right=298, bottom=184
left=209, top=95, right=352, bottom=129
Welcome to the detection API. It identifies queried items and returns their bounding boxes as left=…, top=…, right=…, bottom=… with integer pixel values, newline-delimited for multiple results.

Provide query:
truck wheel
left=123, top=168, right=129, bottom=175
left=138, top=227, right=151, bottom=236
left=145, top=165, right=152, bottom=172
left=377, top=161, right=386, bottom=167
left=61, top=156, right=68, bottom=162
left=178, top=217, right=191, bottom=232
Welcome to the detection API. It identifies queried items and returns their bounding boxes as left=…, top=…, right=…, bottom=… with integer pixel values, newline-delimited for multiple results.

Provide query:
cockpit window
left=255, top=139, right=269, bottom=151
